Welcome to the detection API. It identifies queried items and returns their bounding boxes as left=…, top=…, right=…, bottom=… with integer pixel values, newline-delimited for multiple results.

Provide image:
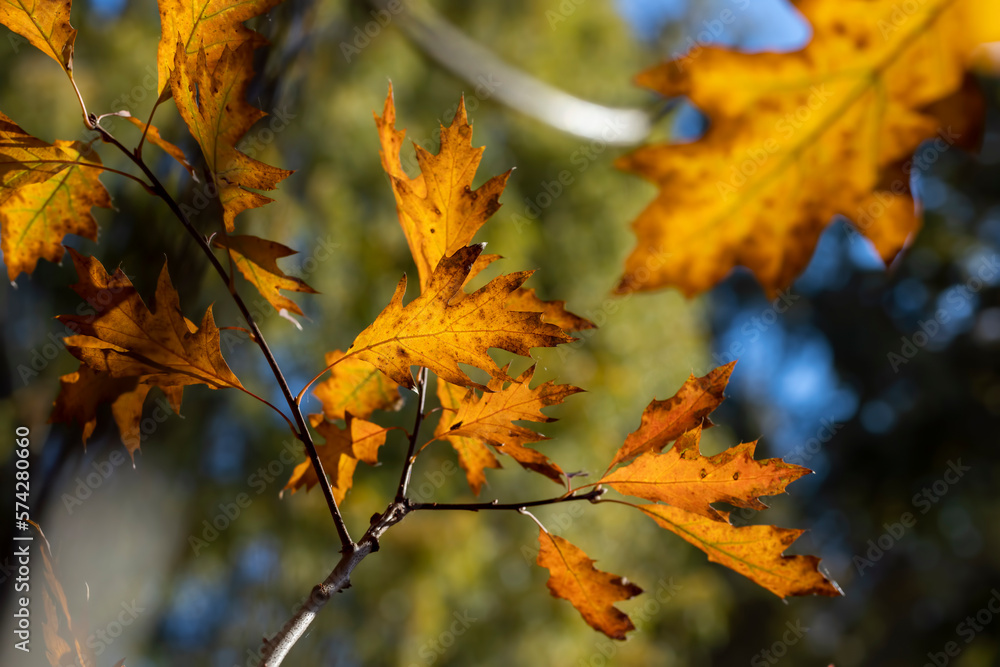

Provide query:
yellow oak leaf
left=536, top=530, right=642, bottom=640
left=0, top=130, right=111, bottom=280
left=56, top=249, right=243, bottom=390
left=346, top=244, right=573, bottom=390
left=0, top=0, right=77, bottom=74
left=155, top=0, right=283, bottom=95
left=375, top=84, right=510, bottom=291
left=616, top=0, right=1000, bottom=296
left=313, top=349, right=402, bottom=422
left=213, top=234, right=318, bottom=319
left=435, top=379, right=501, bottom=495
left=283, top=415, right=390, bottom=503
left=638, top=503, right=841, bottom=599
left=607, top=362, right=734, bottom=469
left=439, top=365, right=582, bottom=486
left=601, top=425, right=810, bottom=520
left=506, top=287, right=596, bottom=333
left=170, top=43, right=292, bottom=231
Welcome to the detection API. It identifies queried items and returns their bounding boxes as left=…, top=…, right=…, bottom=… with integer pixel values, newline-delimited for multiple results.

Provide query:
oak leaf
left=50, top=364, right=182, bottom=459
left=505, top=287, right=596, bottom=333
left=375, top=84, right=510, bottom=292
left=170, top=43, right=292, bottom=230
left=56, top=249, right=243, bottom=390
left=435, top=379, right=501, bottom=495
left=0, top=0, right=77, bottom=74
left=601, top=425, right=809, bottom=520
left=213, top=234, right=318, bottom=321
left=638, top=503, right=841, bottom=599
left=346, top=244, right=573, bottom=390
left=155, top=0, right=283, bottom=95
left=0, top=113, right=111, bottom=279
left=313, top=349, right=402, bottom=422
left=607, top=362, right=734, bottom=469
left=615, top=0, right=1000, bottom=296
left=536, top=530, right=642, bottom=639
left=438, top=365, right=581, bottom=487
left=283, top=415, right=390, bottom=503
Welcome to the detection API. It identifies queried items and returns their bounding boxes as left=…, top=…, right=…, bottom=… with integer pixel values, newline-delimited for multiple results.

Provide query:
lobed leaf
left=0, top=0, right=77, bottom=73
left=616, top=0, right=1000, bottom=296
left=346, top=244, right=573, bottom=390
left=638, top=503, right=841, bottom=599
left=536, top=530, right=642, bottom=640
left=313, top=349, right=403, bottom=422
left=213, top=234, right=318, bottom=321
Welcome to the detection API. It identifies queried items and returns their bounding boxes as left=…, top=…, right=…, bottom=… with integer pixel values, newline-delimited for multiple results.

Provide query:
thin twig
left=396, top=367, right=428, bottom=502
left=410, top=486, right=605, bottom=512
left=91, top=121, right=353, bottom=549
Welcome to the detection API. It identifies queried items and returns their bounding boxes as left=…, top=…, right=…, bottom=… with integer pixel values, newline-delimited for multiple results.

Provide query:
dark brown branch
left=410, top=486, right=606, bottom=512
left=92, top=120, right=353, bottom=549
left=396, top=367, right=429, bottom=502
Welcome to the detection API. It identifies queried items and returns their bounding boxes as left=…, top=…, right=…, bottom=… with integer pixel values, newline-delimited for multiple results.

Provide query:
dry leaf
left=608, top=362, right=734, bottom=469
left=435, top=378, right=501, bottom=495
left=616, top=0, right=1000, bottom=296
left=0, top=0, right=77, bottom=74
left=313, top=349, right=403, bottom=422
left=639, top=504, right=841, bottom=599
left=56, top=249, right=243, bottom=390
left=601, top=425, right=809, bottom=520
left=346, top=244, right=572, bottom=390
left=537, top=530, right=642, bottom=639
left=213, top=234, right=318, bottom=318
left=170, top=43, right=292, bottom=230
left=375, top=84, right=510, bottom=291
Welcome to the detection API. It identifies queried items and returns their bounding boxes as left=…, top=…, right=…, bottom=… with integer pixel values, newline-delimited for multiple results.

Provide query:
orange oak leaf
left=435, top=379, right=501, bottom=495
left=0, top=114, right=111, bottom=280
left=56, top=249, right=243, bottom=390
left=0, top=0, right=77, bottom=74
left=638, top=503, right=841, bottom=599
left=537, top=529, right=642, bottom=640
left=283, top=415, right=390, bottom=503
left=170, top=43, right=292, bottom=230
left=125, top=115, right=196, bottom=179
left=50, top=364, right=182, bottom=458
left=615, top=0, right=1000, bottom=296
left=213, top=234, right=318, bottom=321
left=346, top=244, right=573, bottom=390
left=438, top=365, right=582, bottom=486
left=375, top=84, right=510, bottom=291
left=608, top=362, right=734, bottom=469
left=313, top=349, right=402, bottom=422
left=601, top=425, right=809, bottom=520
left=155, top=0, right=283, bottom=95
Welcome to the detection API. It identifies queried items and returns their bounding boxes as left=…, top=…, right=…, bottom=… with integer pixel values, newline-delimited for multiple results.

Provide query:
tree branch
left=396, top=367, right=429, bottom=502
left=410, top=486, right=605, bottom=512
left=91, top=121, right=353, bottom=549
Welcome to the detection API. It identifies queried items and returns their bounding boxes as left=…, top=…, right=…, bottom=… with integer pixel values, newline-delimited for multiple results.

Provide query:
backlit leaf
left=0, top=0, right=77, bottom=73
left=213, top=234, right=318, bottom=320
left=536, top=530, right=642, bottom=640
left=313, top=349, right=403, bottom=422
left=346, top=244, right=573, bottom=390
